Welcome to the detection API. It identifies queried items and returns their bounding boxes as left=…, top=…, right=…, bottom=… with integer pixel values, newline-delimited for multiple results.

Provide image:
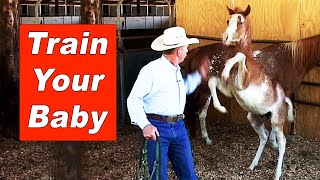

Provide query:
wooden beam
left=55, top=0, right=59, bottom=16
left=137, top=0, right=140, bottom=16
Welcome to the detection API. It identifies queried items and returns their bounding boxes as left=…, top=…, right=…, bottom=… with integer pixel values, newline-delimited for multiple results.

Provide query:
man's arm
left=127, top=65, right=159, bottom=140
left=184, top=58, right=209, bottom=94
left=127, top=66, right=153, bottom=130
left=184, top=71, right=202, bottom=95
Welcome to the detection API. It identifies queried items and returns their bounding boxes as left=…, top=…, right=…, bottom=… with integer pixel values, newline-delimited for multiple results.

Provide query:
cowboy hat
left=151, top=26, right=199, bottom=51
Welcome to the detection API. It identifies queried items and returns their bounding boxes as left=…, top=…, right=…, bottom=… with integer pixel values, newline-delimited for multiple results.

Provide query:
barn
left=0, top=0, right=319, bottom=179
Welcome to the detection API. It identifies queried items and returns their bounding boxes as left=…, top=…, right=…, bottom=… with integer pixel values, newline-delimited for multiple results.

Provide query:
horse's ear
left=243, top=5, right=251, bottom=17
left=226, top=5, right=235, bottom=15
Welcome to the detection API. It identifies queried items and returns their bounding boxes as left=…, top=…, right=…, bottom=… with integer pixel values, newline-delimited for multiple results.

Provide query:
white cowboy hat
left=151, top=26, right=199, bottom=51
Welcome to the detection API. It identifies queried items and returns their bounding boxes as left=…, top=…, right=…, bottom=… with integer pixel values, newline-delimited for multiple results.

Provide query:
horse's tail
left=285, top=97, right=295, bottom=122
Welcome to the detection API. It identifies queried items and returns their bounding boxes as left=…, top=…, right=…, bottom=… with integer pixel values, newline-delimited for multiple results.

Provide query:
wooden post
left=81, top=0, right=102, bottom=24
left=117, top=0, right=124, bottom=50
left=137, top=0, right=140, bottom=16
left=55, top=0, right=59, bottom=16
left=164, top=0, right=172, bottom=27
left=0, top=0, right=20, bottom=138
left=57, top=0, right=103, bottom=179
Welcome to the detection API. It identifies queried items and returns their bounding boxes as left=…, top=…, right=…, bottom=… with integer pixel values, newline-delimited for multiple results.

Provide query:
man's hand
left=199, top=59, right=210, bottom=80
left=143, top=124, right=159, bottom=141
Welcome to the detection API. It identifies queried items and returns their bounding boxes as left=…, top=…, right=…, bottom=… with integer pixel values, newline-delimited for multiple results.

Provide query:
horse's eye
left=226, top=20, right=229, bottom=24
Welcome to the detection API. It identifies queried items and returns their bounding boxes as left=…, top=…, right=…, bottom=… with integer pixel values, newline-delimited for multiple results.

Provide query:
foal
left=218, top=5, right=293, bottom=180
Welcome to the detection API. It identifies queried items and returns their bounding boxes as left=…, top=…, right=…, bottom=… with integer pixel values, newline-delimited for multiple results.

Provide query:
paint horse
left=184, top=5, right=295, bottom=180
left=217, top=5, right=295, bottom=180
left=185, top=10, right=320, bottom=144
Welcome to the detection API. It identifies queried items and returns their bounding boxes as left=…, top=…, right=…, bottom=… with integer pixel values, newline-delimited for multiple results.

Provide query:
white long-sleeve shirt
left=127, top=55, right=202, bottom=129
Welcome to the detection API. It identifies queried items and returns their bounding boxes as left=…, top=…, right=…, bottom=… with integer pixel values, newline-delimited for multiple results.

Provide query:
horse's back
left=255, top=43, right=296, bottom=96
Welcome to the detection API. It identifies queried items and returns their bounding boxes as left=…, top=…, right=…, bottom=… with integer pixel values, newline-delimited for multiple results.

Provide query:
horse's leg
left=221, top=52, right=246, bottom=81
left=269, top=97, right=293, bottom=150
left=269, top=128, right=278, bottom=149
left=271, top=105, right=286, bottom=180
left=290, top=102, right=297, bottom=135
left=247, top=112, right=269, bottom=170
left=290, top=120, right=296, bottom=135
left=208, top=77, right=227, bottom=113
left=199, top=95, right=212, bottom=145
left=285, top=97, right=295, bottom=122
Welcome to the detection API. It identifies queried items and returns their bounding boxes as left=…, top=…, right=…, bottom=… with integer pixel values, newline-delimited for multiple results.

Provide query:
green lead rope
left=137, top=135, right=161, bottom=180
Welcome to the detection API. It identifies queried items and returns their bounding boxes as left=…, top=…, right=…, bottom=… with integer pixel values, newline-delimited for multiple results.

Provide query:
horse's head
left=222, top=5, right=251, bottom=46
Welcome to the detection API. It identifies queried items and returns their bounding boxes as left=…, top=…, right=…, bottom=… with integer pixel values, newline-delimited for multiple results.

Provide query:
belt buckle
left=167, top=116, right=175, bottom=123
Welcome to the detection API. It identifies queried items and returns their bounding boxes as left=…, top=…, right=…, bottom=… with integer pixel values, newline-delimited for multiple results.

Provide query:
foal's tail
left=285, top=97, right=295, bottom=122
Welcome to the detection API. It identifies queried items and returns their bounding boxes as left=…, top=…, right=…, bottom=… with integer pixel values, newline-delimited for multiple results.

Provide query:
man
left=127, top=26, right=208, bottom=180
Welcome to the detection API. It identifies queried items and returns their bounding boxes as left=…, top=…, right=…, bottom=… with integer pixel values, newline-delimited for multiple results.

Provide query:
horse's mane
left=283, top=34, right=320, bottom=70
left=233, top=7, right=244, bottom=13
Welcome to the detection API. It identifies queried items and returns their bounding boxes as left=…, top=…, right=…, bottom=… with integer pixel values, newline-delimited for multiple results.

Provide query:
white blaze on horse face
left=223, top=14, right=245, bottom=46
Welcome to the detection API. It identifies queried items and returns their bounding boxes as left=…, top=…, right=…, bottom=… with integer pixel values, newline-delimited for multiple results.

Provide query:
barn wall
left=176, top=0, right=320, bottom=41
left=176, top=0, right=230, bottom=40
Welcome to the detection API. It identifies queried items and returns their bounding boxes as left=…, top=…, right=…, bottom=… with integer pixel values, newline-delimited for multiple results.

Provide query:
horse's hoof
left=221, top=71, right=230, bottom=82
left=271, top=144, right=278, bottom=150
left=205, top=139, right=212, bottom=145
left=270, top=141, right=278, bottom=150
left=222, top=75, right=229, bottom=82
left=253, top=50, right=261, bottom=57
left=218, top=106, right=228, bottom=113
left=289, top=130, right=296, bottom=135
left=248, top=165, right=255, bottom=171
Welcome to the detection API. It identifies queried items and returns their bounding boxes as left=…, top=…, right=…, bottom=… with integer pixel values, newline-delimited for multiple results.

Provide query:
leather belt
left=146, top=114, right=185, bottom=123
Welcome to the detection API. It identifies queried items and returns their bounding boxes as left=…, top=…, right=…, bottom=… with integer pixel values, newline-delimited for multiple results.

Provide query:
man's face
left=177, top=45, right=189, bottom=63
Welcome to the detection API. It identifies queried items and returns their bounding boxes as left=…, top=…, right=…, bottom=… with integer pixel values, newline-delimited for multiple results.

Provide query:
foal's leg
left=269, top=128, right=279, bottom=149
left=221, top=52, right=246, bottom=81
left=247, top=112, right=269, bottom=170
left=271, top=107, right=286, bottom=180
left=199, top=95, right=212, bottom=145
left=208, top=77, right=227, bottom=113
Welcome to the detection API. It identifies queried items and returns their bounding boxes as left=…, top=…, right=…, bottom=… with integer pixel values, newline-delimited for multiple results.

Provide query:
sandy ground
left=1, top=117, right=319, bottom=180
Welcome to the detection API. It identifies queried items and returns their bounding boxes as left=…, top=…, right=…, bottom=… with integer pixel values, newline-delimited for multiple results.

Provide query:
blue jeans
left=147, top=119, right=197, bottom=180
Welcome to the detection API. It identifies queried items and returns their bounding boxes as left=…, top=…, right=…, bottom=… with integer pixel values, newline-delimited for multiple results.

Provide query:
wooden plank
left=296, top=84, right=320, bottom=104
left=177, top=0, right=301, bottom=41
left=296, top=104, right=320, bottom=139
left=189, top=39, right=219, bottom=50
left=234, top=0, right=300, bottom=41
left=303, top=66, right=320, bottom=83
left=176, top=0, right=230, bottom=39
left=300, top=0, right=320, bottom=38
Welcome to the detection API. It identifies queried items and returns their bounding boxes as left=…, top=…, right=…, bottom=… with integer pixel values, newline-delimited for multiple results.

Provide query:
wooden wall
left=176, top=0, right=320, bottom=41
left=177, top=0, right=320, bottom=139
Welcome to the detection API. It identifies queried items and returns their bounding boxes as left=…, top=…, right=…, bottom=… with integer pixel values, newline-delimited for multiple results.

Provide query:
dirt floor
left=0, top=117, right=320, bottom=180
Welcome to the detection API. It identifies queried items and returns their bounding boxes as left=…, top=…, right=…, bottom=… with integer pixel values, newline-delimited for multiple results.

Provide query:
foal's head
left=222, top=5, right=251, bottom=46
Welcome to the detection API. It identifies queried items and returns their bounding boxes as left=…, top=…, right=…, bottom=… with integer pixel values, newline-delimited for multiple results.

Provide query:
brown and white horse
left=184, top=8, right=320, bottom=145
left=220, top=5, right=293, bottom=179
left=183, top=5, right=297, bottom=180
